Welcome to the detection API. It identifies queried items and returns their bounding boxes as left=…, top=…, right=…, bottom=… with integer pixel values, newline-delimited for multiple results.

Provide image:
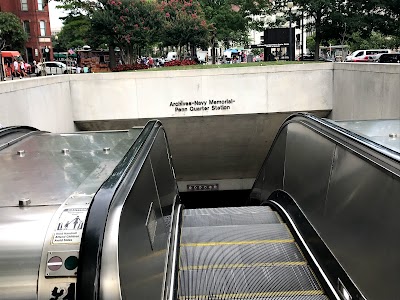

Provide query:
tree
left=199, top=0, right=273, bottom=47
left=91, top=0, right=164, bottom=64
left=56, top=15, right=91, bottom=50
left=161, top=0, right=210, bottom=55
left=0, top=12, right=28, bottom=52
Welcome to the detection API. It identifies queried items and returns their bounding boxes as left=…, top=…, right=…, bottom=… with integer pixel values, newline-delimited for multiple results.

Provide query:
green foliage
left=55, top=16, right=91, bottom=50
left=306, top=35, right=316, bottom=53
left=199, top=0, right=273, bottom=47
left=90, top=0, right=164, bottom=62
left=349, top=31, right=400, bottom=51
left=161, top=0, right=210, bottom=50
left=0, top=12, right=28, bottom=51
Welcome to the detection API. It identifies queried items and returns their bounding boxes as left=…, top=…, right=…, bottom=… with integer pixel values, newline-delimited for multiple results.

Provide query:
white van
left=345, top=49, right=391, bottom=62
left=165, top=52, right=177, bottom=62
left=197, top=51, right=208, bottom=63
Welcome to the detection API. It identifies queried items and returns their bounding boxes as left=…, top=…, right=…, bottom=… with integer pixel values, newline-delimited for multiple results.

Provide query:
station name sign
left=170, top=99, right=236, bottom=112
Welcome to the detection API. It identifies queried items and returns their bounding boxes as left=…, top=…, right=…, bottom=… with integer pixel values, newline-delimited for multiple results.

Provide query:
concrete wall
left=70, top=63, right=333, bottom=122
left=332, top=63, right=400, bottom=120
left=0, top=76, right=75, bottom=132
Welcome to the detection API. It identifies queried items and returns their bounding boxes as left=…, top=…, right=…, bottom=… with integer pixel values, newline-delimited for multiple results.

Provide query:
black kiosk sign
left=251, top=28, right=295, bottom=61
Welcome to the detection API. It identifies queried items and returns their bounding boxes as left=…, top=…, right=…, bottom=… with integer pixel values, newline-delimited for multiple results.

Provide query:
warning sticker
left=53, top=208, right=87, bottom=244
left=49, top=282, right=75, bottom=300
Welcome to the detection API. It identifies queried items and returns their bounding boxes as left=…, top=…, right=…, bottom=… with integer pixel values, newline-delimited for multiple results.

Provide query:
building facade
left=0, top=0, right=53, bottom=62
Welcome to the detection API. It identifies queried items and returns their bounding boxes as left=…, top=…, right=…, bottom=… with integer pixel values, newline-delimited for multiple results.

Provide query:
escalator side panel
left=284, top=122, right=336, bottom=217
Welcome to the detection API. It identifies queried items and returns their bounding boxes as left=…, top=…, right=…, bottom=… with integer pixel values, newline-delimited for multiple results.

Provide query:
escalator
left=0, top=114, right=399, bottom=300
left=179, top=206, right=328, bottom=300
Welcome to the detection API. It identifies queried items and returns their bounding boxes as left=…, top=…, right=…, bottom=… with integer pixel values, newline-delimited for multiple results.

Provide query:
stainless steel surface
left=0, top=130, right=141, bottom=207
left=284, top=122, right=336, bottom=218
left=332, top=119, right=400, bottom=153
left=0, top=206, right=58, bottom=300
left=0, top=128, right=143, bottom=299
left=252, top=114, right=400, bottom=299
left=100, top=125, right=179, bottom=299
left=19, top=198, right=31, bottom=206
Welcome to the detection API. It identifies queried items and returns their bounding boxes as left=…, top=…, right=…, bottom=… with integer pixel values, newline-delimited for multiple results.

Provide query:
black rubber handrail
left=0, top=126, right=41, bottom=151
left=0, top=125, right=39, bottom=139
left=163, top=203, right=183, bottom=300
left=76, top=120, right=162, bottom=300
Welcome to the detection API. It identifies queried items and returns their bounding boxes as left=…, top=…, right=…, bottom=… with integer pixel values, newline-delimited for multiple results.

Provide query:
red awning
left=0, top=51, right=22, bottom=58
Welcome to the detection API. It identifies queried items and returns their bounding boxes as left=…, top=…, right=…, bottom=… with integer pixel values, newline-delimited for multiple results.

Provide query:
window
left=40, top=21, right=46, bottom=36
left=23, top=21, right=30, bottom=36
left=38, top=0, right=44, bottom=11
left=21, top=0, right=28, bottom=11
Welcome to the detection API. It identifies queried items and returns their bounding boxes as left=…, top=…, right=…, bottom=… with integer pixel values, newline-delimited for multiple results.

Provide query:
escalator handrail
left=0, top=125, right=40, bottom=150
left=163, top=203, right=183, bottom=300
left=299, top=113, right=400, bottom=162
left=0, top=125, right=39, bottom=137
left=251, top=112, right=400, bottom=193
left=76, top=120, right=163, bottom=300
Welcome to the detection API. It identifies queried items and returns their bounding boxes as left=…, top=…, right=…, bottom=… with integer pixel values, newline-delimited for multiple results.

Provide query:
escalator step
left=180, top=242, right=305, bottom=269
left=178, top=265, right=323, bottom=298
left=184, top=206, right=273, bottom=216
left=181, top=224, right=293, bottom=246
left=183, top=211, right=282, bottom=227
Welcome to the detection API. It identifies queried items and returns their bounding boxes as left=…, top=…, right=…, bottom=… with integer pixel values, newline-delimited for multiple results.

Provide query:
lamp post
left=0, top=29, right=5, bottom=81
left=54, top=35, right=59, bottom=61
left=287, top=1, right=293, bottom=61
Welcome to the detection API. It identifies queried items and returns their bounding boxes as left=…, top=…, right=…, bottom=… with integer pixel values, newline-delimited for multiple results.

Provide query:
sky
left=48, top=1, right=67, bottom=31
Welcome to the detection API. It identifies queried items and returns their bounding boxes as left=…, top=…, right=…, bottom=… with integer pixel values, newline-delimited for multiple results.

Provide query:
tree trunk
left=314, top=13, right=321, bottom=61
left=109, top=43, right=116, bottom=69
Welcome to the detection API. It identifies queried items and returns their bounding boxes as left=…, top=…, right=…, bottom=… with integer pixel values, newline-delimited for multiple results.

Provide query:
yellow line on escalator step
left=180, top=261, right=307, bottom=270
left=179, top=289, right=324, bottom=300
left=181, top=239, right=294, bottom=247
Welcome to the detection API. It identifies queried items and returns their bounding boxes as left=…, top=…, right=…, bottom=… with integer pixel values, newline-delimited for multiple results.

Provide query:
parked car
left=352, top=54, right=378, bottom=62
left=375, top=53, right=400, bottom=63
left=345, top=49, right=391, bottom=62
left=36, top=61, right=76, bottom=75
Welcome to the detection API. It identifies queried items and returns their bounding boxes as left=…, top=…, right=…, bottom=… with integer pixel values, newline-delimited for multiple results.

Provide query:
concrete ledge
left=332, top=63, right=400, bottom=120
left=70, top=63, right=333, bottom=121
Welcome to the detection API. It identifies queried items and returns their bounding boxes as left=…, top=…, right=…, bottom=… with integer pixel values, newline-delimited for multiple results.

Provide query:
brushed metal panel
left=150, top=131, right=178, bottom=217
left=284, top=123, right=336, bottom=217
left=334, top=119, right=400, bottom=153
left=251, top=126, right=287, bottom=202
left=117, top=160, right=169, bottom=299
left=0, top=130, right=141, bottom=207
left=0, top=206, right=58, bottom=300
left=322, top=146, right=400, bottom=300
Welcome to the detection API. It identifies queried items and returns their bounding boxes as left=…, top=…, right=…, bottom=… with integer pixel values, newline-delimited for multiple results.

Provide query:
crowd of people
left=3, top=58, right=35, bottom=79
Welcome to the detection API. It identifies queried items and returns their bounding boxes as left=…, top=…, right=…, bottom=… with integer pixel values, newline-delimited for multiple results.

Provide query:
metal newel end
left=103, top=147, right=110, bottom=154
left=19, top=198, right=31, bottom=207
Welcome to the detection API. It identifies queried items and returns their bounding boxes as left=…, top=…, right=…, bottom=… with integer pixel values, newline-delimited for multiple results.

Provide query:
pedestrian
left=20, top=61, right=27, bottom=78
left=76, top=65, right=81, bottom=74
left=13, top=59, right=19, bottom=79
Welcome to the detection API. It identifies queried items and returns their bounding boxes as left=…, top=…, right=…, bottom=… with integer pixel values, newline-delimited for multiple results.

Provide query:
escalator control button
left=48, top=256, right=63, bottom=271
left=64, top=256, right=78, bottom=270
